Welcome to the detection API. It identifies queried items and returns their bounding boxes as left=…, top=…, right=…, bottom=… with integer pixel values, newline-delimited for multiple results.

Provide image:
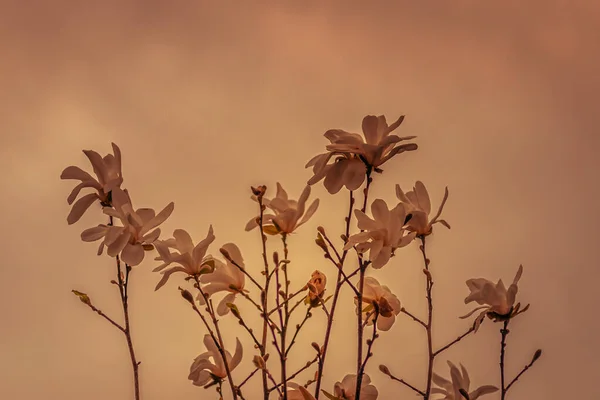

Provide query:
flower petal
left=67, top=193, right=99, bottom=224
left=122, top=243, right=144, bottom=266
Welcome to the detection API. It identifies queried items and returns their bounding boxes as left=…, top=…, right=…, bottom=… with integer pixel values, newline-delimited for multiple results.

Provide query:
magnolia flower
left=432, top=361, right=498, bottom=400
left=356, top=277, right=401, bottom=331
left=306, top=115, right=418, bottom=194
left=81, top=188, right=174, bottom=266
left=460, top=265, right=526, bottom=332
left=188, top=334, right=243, bottom=387
left=284, top=383, right=316, bottom=400
left=395, top=181, right=450, bottom=236
left=307, top=270, right=327, bottom=307
left=61, top=143, right=123, bottom=224
left=344, top=199, right=416, bottom=269
left=153, top=226, right=217, bottom=290
left=245, top=183, right=319, bottom=234
left=333, top=374, right=378, bottom=400
left=199, top=243, right=246, bottom=315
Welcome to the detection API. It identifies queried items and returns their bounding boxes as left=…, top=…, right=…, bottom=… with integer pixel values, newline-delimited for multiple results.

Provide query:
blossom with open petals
left=61, top=143, right=123, bottom=224
left=81, top=188, right=173, bottom=266
left=199, top=243, right=246, bottom=315
left=188, top=334, right=243, bottom=387
left=432, top=361, right=498, bottom=400
left=460, top=265, right=525, bottom=332
left=395, top=181, right=450, bottom=237
left=283, top=383, right=316, bottom=400
left=344, top=199, right=415, bottom=269
left=153, top=226, right=217, bottom=290
left=356, top=277, right=401, bottom=331
left=333, top=374, right=378, bottom=400
left=306, top=115, right=418, bottom=194
left=245, top=183, right=319, bottom=234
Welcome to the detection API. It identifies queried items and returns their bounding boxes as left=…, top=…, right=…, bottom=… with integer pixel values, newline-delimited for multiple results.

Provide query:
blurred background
left=1, top=0, right=598, bottom=399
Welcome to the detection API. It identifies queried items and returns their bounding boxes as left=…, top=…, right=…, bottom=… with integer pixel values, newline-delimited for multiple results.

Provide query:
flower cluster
left=62, top=114, right=540, bottom=400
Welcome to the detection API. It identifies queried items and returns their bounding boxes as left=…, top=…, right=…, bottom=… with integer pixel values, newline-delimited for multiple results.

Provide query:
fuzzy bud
left=379, top=364, right=391, bottom=375
left=178, top=287, right=195, bottom=306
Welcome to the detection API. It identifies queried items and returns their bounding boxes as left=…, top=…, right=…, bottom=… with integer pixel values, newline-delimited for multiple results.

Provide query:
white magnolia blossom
left=306, top=115, right=418, bottom=194
left=395, top=180, right=450, bottom=236
left=432, top=361, right=498, bottom=400
left=153, top=226, right=218, bottom=290
left=61, top=142, right=123, bottom=224
left=284, top=383, right=316, bottom=400
left=460, top=265, right=524, bottom=332
left=188, top=334, right=243, bottom=387
left=357, top=277, right=401, bottom=331
left=245, top=182, right=319, bottom=234
left=344, top=199, right=416, bottom=269
left=333, top=374, right=378, bottom=400
left=199, top=242, right=246, bottom=315
left=81, top=188, right=174, bottom=266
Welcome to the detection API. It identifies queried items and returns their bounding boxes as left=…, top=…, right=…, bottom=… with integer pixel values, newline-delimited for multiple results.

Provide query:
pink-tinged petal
left=107, top=231, right=131, bottom=257
left=142, top=228, right=161, bottom=244
left=377, top=314, right=396, bottom=331
left=371, top=246, right=392, bottom=269
left=67, top=193, right=99, bottom=224
left=81, top=225, right=108, bottom=242
left=513, top=264, right=523, bottom=285
left=469, top=385, right=499, bottom=399
left=323, top=160, right=346, bottom=194
left=97, top=241, right=105, bottom=255
left=430, top=187, right=450, bottom=224
left=173, top=229, right=194, bottom=253
left=371, top=199, right=390, bottom=224
left=362, top=115, right=381, bottom=145
left=275, top=182, right=289, bottom=201
left=82, top=150, right=106, bottom=181
left=343, top=231, right=372, bottom=250
left=122, top=243, right=144, bottom=266
left=378, top=142, right=418, bottom=165
left=193, top=225, right=215, bottom=262
left=244, top=216, right=259, bottom=231
left=296, top=198, right=319, bottom=229
left=355, top=210, right=379, bottom=231
left=395, top=184, right=411, bottom=204
left=386, top=115, right=405, bottom=134
left=111, top=143, right=122, bottom=173
left=221, top=243, right=244, bottom=267
left=136, top=208, right=156, bottom=224
left=368, top=239, right=384, bottom=263
left=61, top=165, right=96, bottom=182
left=414, top=181, right=431, bottom=215
left=140, top=202, right=174, bottom=236
left=230, top=337, right=244, bottom=371
left=432, top=372, right=451, bottom=387
left=460, top=363, right=471, bottom=391
left=297, top=386, right=316, bottom=400
left=104, top=225, right=125, bottom=246
left=102, top=207, right=121, bottom=219
left=154, top=266, right=187, bottom=290
left=67, top=181, right=102, bottom=205
left=296, top=185, right=311, bottom=217
left=343, top=158, right=366, bottom=190
left=190, top=370, right=212, bottom=386
left=362, top=384, right=378, bottom=400
left=217, top=293, right=236, bottom=316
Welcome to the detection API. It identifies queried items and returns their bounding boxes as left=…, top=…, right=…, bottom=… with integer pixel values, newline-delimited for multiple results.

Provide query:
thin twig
left=500, top=319, right=510, bottom=400
left=400, top=307, right=427, bottom=328
left=505, top=349, right=542, bottom=392
left=433, top=325, right=476, bottom=357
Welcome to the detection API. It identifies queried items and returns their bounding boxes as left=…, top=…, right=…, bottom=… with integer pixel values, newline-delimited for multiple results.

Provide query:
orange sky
left=1, top=1, right=599, bottom=399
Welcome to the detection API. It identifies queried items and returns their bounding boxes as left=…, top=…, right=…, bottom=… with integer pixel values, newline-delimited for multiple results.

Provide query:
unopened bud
left=315, top=234, right=328, bottom=252
left=340, top=234, right=348, bottom=242
left=532, top=349, right=542, bottom=363
left=72, top=290, right=92, bottom=306
left=226, top=303, right=241, bottom=319
left=311, top=342, right=321, bottom=353
left=179, top=287, right=195, bottom=306
left=379, top=364, right=391, bottom=375
left=317, top=226, right=326, bottom=235
left=252, top=355, right=267, bottom=370
left=273, top=252, right=280, bottom=265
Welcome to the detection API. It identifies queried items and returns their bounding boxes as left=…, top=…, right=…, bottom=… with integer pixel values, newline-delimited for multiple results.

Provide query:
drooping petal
left=122, top=243, right=145, bottom=266
left=61, top=165, right=96, bottom=182
left=67, top=193, right=99, bottom=224
left=469, top=385, right=499, bottom=399
left=66, top=181, right=101, bottom=205
left=377, top=314, right=396, bottom=331
left=217, top=293, right=236, bottom=316
left=154, top=266, right=187, bottom=290
left=81, top=225, right=109, bottom=242
left=229, top=337, right=244, bottom=371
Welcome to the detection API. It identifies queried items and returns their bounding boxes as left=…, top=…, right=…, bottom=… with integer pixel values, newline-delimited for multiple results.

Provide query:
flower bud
left=317, top=226, right=326, bottom=235
left=379, top=364, right=391, bottom=375
left=72, top=290, right=92, bottom=306
left=311, top=342, right=321, bottom=353
left=532, top=349, right=542, bottom=363
left=252, top=355, right=267, bottom=370
left=178, top=287, right=195, bottom=306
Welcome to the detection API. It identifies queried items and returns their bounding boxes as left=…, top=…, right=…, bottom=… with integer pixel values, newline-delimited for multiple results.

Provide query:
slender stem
left=433, top=325, right=476, bottom=357
left=359, top=311, right=379, bottom=377
left=256, top=193, right=271, bottom=400
left=400, top=307, right=427, bottom=329
left=420, top=235, right=434, bottom=400
left=314, top=190, right=355, bottom=399
left=238, top=368, right=259, bottom=390
left=274, top=258, right=288, bottom=400
left=355, top=170, right=373, bottom=400
left=268, top=287, right=306, bottom=316
left=385, top=372, right=425, bottom=397
left=285, top=307, right=311, bottom=356
left=269, top=355, right=319, bottom=392
left=505, top=349, right=542, bottom=392
left=85, top=303, right=125, bottom=332
left=500, top=319, right=510, bottom=400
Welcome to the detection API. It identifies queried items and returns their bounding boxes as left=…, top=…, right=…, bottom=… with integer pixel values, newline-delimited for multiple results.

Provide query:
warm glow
left=2, top=1, right=598, bottom=400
